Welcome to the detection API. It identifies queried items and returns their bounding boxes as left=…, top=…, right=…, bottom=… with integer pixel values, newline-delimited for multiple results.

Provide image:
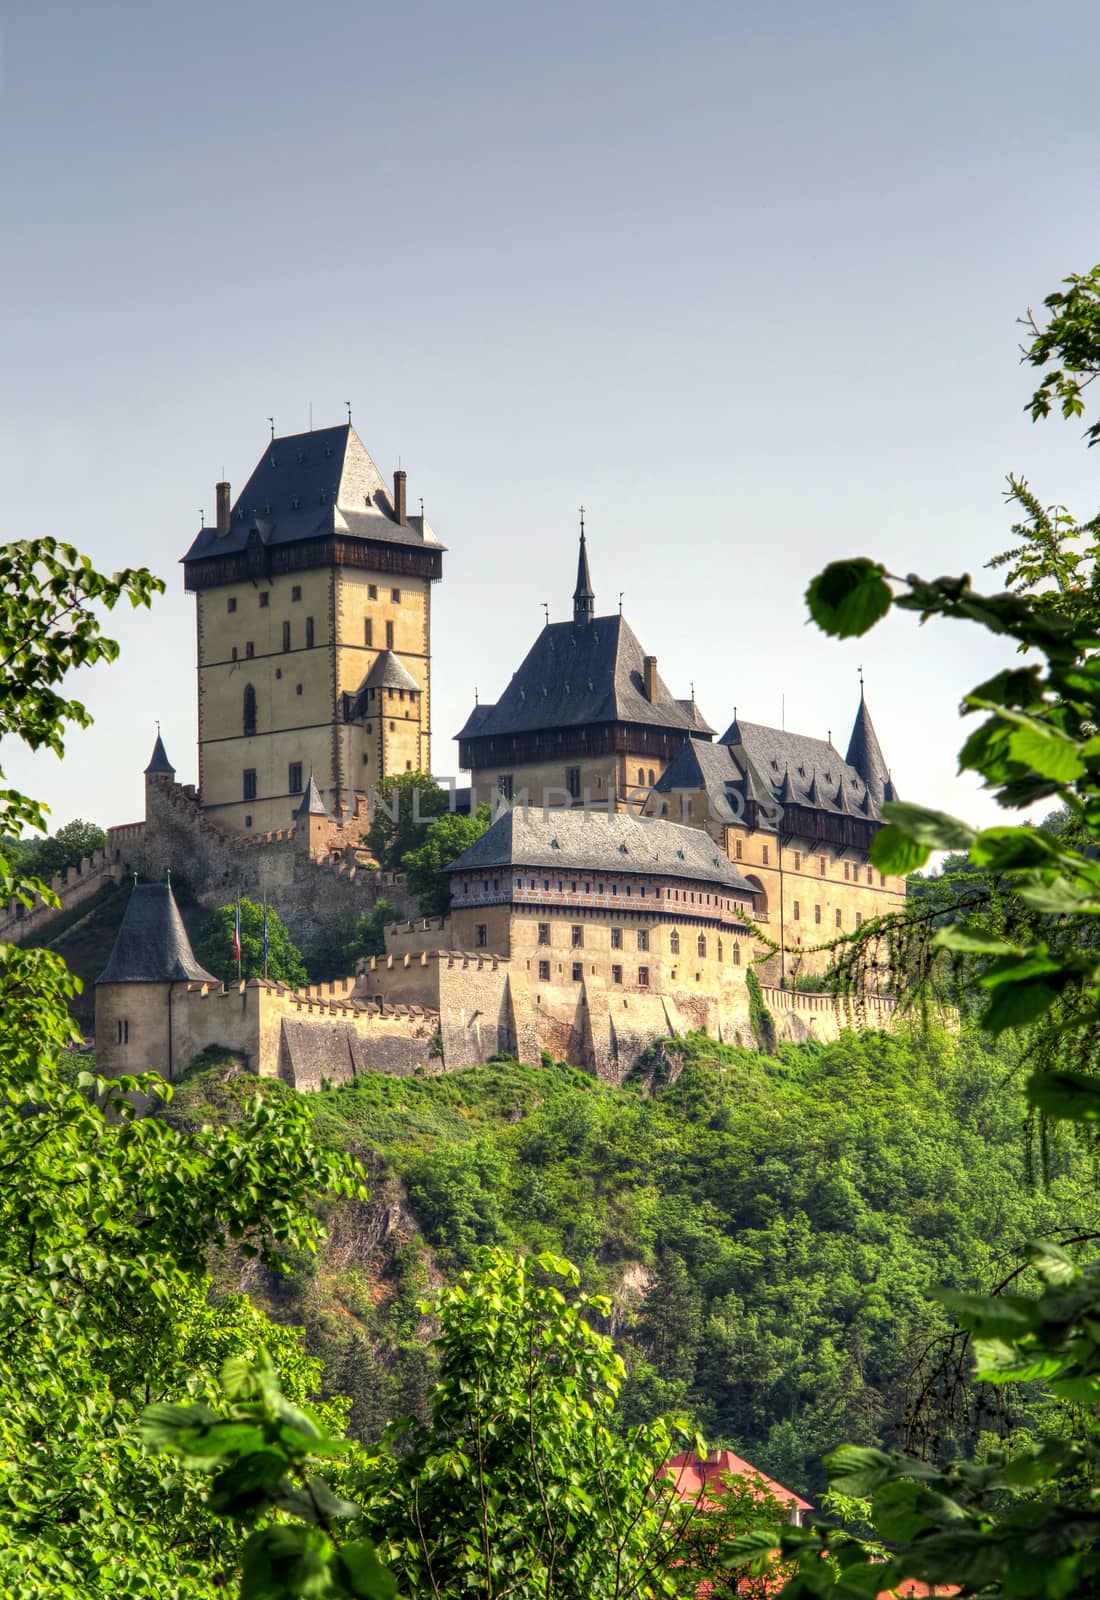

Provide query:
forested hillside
left=166, top=1025, right=1096, bottom=1497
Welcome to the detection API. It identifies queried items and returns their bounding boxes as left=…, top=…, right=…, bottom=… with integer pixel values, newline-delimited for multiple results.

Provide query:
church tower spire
left=845, top=675, right=892, bottom=807
left=573, top=508, right=595, bottom=626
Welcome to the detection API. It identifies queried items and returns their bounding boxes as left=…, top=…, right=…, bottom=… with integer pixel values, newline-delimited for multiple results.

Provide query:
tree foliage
left=363, top=774, right=450, bottom=872
left=195, top=897, right=309, bottom=987
left=402, top=803, right=492, bottom=916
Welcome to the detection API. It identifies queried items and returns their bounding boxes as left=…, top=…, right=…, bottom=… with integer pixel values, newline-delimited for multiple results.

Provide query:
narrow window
left=368, top=584, right=377, bottom=600
left=305, top=616, right=315, bottom=647
left=288, top=762, right=303, bottom=794
left=762, top=845, right=769, bottom=865
left=231, top=646, right=238, bottom=662
left=793, top=901, right=800, bottom=920
left=637, top=767, right=645, bottom=785
left=669, top=929, right=680, bottom=955
left=835, top=907, right=842, bottom=927
left=735, top=839, right=743, bottom=860
left=880, top=873, right=886, bottom=888
left=815, top=904, right=822, bottom=925
left=638, top=966, right=650, bottom=987
left=697, top=932, right=707, bottom=958
left=637, top=928, right=650, bottom=952
left=538, top=959, right=551, bottom=981
left=611, top=927, right=623, bottom=950
left=386, top=620, right=394, bottom=649
left=648, top=768, right=655, bottom=785
left=733, top=943, right=741, bottom=966
left=612, top=964, right=623, bottom=985
left=572, top=961, right=584, bottom=982
left=243, top=683, right=257, bottom=736
left=391, top=587, right=401, bottom=603
left=571, top=925, right=584, bottom=948
left=819, top=856, right=826, bottom=875
left=538, top=923, right=550, bottom=945
left=717, top=937, right=724, bottom=961
left=259, top=591, right=270, bottom=608
left=245, top=641, right=254, bottom=658
left=793, top=851, right=801, bottom=870
left=844, top=861, right=850, bottom=881
left=498, top=774, right=514, bottom=799
left=243, top=768, right=257, bottom=801
left=566, top=766, right=581, bottom=799
left=291, top=584, right=302, bottom=602
left=856, top=911, right=863, bottom=926
left=282, top=620, right=291, bottom=651
left=365, top=618, right=373, bottom=647
left=867, top=867, right=873, bottom=885
left=244, top=813, right=252, bottom=828
left=227, top=596, right=237, bottom=613
left=475, top=924, right=488, bottom=948
left=296, top=683, right=303, bottom=696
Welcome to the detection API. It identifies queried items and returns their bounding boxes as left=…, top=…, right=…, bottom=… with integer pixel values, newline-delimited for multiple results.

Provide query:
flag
left=233, top=899, right=241, bottom=971
left=262, top=895, right=269, bottom=979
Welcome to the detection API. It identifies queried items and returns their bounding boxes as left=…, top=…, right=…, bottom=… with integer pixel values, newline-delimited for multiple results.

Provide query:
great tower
left=182, top=424, right=444, bottom=834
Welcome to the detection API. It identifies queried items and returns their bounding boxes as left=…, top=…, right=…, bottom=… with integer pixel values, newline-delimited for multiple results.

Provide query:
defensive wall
left=0, top=849, right=123, bottom=945
left=106, top=775, right=417, bottom=948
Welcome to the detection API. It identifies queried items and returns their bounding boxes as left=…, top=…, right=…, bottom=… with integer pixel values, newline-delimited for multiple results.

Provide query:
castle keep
left=82, top=420, right=905, bottom=1085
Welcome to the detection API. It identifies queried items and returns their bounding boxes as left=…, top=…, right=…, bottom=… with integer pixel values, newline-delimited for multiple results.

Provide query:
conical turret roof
left=96, top=882, right=215, bottom=985
left=573, top=531, right=595, bottom=625
left=845, top=691, right=891, bottom=806
left=295, top=771, right=329, bottom=818
left=144, top=732, right=175, bottom=776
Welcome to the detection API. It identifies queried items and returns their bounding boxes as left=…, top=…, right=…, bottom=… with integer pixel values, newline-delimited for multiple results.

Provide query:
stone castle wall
left=106, top=775, right=417, bottom=948
left=0, top=849, right=122, bottom=945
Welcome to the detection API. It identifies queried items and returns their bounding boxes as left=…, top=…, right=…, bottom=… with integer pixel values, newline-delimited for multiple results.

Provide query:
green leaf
left=880, top=801, right=976, bottom=850
left=805, top=559, right=892, bottom=638
left=870, top=826, right=931, bottom=876
left=1026, top=1069, right=1100, bottom=1121
left=1006, top=722, right=1087, bottom=783
left=933, top=925, right=1016, bottom=955
left=935, top=1290, right=1041, bottom=1338
left=1027, top=1240, right=1078, bottom=1287
left=982, top=978, right=1058, bottom=1034
left=335, top=1539, right=399, bottom=1600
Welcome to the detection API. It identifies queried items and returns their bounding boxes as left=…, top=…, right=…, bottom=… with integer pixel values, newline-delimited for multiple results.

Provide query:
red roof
left=664, top=1449, right=813, bottom=1513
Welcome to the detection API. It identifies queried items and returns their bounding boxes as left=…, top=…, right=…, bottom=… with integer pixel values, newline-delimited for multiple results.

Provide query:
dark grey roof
left=447, top=807, right=758, bottom=896
left=845, top=693, right=894, bottom=805
left=295, top=772, right=329, bottom=818
left=456, top=615, right=702, bottom=741
left=365, top=650, right=420, bottom=693
left=716, top=718, right=881, bottom=824
left=573, top=532, right=595, bottom=623
left=181, top=424, right=444, bottom=564
left=676, top=698, right=716, bottom=736
left=145, top=732, right=175, bottom=775
left=654, top=738, right=744, bottom=798
left=96, top=884, right=217, bottom=985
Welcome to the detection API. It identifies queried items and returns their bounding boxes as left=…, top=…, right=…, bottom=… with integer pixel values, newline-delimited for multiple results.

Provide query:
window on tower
left=282, top=621, right=291, bottom=652
left=291, top=584, right=302, bottom=602
left=243, top=769, right=257, bottom=801
left=259, top=591, right=269, bottom=608
left=288, top=762, right=303, bottom=794
left=227, top=597, right=237, bottom=613
left=391, top=588, right=401, bottom=603
left=305, top=617, right=315, bottom=648
left=365, top=619, right=373, bottom=647
left=385, top=620, right=394, bottom=649
left=243, top=684, right=257, bottom=736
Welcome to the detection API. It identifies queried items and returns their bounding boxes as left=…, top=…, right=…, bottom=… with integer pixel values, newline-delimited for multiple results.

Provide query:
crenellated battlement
left=0, top=848, right=121, bottom=943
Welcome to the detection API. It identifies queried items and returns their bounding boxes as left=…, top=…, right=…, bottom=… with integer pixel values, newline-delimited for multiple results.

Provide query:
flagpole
left=263, top=892, right=269, bottom=981
left=235, top=892, right=242, bottom=983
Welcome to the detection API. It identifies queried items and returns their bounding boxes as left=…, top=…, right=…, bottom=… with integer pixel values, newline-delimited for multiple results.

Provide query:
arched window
left=717, top=937, right=724, bottom=962
left=243, top=683, right=257, bottom=736
left=637, top=767, right=645, bottom=785
left=648, top=768, right=655, bottom=786
left=697, top=932, right=707, bottom=958
left=733, top=943, right=741, bottom=965
left=669, top=929, right=680, bottom=955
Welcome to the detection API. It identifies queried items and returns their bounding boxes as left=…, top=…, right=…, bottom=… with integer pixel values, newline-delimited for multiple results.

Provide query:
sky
left=2, top=0, right=1099, bottom=836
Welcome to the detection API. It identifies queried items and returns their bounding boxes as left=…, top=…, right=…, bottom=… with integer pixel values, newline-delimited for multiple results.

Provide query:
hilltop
left=161, top=1025, right=1097, bottom=1497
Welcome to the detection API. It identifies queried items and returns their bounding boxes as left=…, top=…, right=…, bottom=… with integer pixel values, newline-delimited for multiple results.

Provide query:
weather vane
left=542, top=601, right=550, bottom=626
left=579, top=505, right=585, bottom=537
left=268, top=416, right=275, bottom=441
left=345, top=401, right=352, bottom=424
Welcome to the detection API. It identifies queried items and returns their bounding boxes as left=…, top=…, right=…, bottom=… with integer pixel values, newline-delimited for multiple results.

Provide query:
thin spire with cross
left=345, top=400, right=352, bottom=425
left=573, top=509, right=595, bottom=625
left=858, top=663, right=865, bottom=699
left=619, top=591, right=624, bottom=615
left=268, top=416, right=275, bottom=441
left=542, top=601, right=550, bottom=626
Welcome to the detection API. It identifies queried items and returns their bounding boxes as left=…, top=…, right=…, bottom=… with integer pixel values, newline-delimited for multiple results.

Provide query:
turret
left=573, top=527, right=595, bottom=626
left=845, top=687, right=892, bottom=809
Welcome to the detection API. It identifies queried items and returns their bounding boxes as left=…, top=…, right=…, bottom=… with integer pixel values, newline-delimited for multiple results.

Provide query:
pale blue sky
left=3, top=0, right=1099, bottom=833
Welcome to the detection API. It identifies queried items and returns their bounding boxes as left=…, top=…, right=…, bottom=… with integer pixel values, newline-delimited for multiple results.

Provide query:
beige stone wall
left=197, top=567, right=337, bottom=833
left=334, top=569, right=431, bottom=791
left=0, top=849, right=121, bottom=945
left=94, top=980, right=173, bottom=1079
left=467, top=758, right=669, bottom=814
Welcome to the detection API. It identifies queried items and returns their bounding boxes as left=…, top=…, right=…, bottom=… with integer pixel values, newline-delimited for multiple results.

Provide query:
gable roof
left=456, top=615, right=706, bottom=741
left=96, top=883, right=216, bottom=985
left=181, top=424, right=444, bottom=564
left=447, top=807, right=758, bottom=895
left=665, top=1449, right=812, bottom=1513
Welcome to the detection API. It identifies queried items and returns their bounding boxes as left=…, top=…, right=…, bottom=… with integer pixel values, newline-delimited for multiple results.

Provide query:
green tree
left=195, top=897, right=308, bottom=986
left=363, top=773, right=449, bottom=870
left=356, top=1250, right=692, bottom=1600
left=638, top=1249, right=702, bottom=1388
left=402, top=803, right=492, bottom=916
left=347, top=897, right=396, bottom=962
left=24, top=817, right=107, bottom=878
left=0, top=538, right=369, bottom=1596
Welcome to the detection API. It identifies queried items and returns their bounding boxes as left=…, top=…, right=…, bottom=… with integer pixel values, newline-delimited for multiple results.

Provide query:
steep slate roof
left=144, top=732, right=175, bottom=775
left=96, top=884, right=217, bottom=985
left=716, top=717, right=882, bottom=825
left=364, top=650, right=420, bottom=693
left=456, top=615, right=705, bottom=740
left=295, top=772, right=329, bottom=818
left=447, top=807, right=759, bottom=896
left=845, top=692, right=894, bottom=805
left=654, top=738, right=744, bottom=800
left=181, top=424, right=444, bottom=564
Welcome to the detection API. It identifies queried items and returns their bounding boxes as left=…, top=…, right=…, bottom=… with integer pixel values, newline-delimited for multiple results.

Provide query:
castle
left=81, top=421, right=904, bottom=1085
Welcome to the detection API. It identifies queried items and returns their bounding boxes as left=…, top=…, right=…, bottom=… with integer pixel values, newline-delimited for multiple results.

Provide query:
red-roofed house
left=664, top=1449, right=813, bottom=1525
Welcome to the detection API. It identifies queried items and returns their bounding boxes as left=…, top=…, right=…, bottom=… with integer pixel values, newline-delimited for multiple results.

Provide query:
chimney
left=643, top=655, right=658, bottom=703
left=215, top=480, right=231, bottom=537
left=393, top=469, right=407, bottom=525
